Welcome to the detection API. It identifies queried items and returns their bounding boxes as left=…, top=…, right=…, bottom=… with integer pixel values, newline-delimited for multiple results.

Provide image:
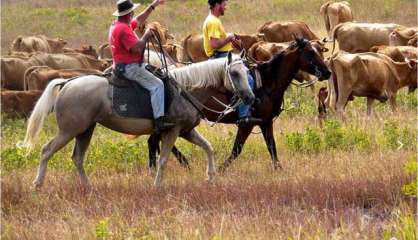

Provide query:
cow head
left=48, top=37, right=67, bottom=52
left=310, top=40, right=329, bottom=58
left=292, top=37, right=331, bottom=81
left=163, top=43, right=179, bottom=62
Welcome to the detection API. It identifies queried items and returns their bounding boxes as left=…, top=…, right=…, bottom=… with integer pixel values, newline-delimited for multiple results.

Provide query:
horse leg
left=181, top=129, right=215, bottom=181
left=147, top=133, right=160, bottom=170
left=218, top=125, right=253, bottom=173
left=171, top=145, right=190, bottom=169
left=71, top=124, right=96, bottom=189
left=33, top=132, right=73, bottom=188
left=154, top=128, right=180, bottom=188
left=260, top=122, right=282, bottom=170
left=148, top=133, right=190, bottom=170
left=366, top=97, right=375, bottom=117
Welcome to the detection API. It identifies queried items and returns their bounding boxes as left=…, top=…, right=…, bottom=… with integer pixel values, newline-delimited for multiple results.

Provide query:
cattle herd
left=1, top=1, right=417, bottom=122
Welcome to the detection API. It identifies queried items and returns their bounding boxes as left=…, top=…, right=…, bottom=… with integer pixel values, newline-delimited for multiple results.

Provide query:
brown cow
left=331, top=22, right=401, bottom=54
left=63, top=45, right=99, bottom=59
left=135, top=21, right=175, bottom=46
left=10, top=35, right=67, bottom=53
left=389, top=27, right=418, bottom=46
left=369, top=45, right=418, bottom=62
left=23, top=66, right=103, bottom=91
left=1, top=53, right=109, bottom=90
left=320, top=1, right=353, bottom=38
left=1, top=90, right=43, bottom=118
left=257, top=21, right=319, bottom=43
left=328, top=52, right=417, bottom=118
left=181, top=33, right=264, bottom=63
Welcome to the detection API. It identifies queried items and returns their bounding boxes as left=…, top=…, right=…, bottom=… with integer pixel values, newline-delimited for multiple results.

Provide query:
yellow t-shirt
left=202, top=13, right=233, bottom=57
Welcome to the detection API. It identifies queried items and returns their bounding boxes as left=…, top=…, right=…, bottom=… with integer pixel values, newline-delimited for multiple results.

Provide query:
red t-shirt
left=108, top=19, right=142, bottom=65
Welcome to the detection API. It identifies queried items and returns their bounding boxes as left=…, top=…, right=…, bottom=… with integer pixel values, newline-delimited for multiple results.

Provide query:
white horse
left=23, top=52, right=255, bottom=188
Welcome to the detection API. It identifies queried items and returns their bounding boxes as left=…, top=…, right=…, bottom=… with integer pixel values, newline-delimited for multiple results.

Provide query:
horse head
left=225, top=52, right=255, bottom=105
left=291, top=37, right=331, bottom=81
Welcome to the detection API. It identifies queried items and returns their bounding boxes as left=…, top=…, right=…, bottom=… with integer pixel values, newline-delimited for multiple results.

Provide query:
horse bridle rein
left=145, top=33, right=247, bottom=126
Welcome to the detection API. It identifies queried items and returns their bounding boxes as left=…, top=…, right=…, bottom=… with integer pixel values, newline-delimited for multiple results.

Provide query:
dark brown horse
left=148, top=38, right=331, bottom=172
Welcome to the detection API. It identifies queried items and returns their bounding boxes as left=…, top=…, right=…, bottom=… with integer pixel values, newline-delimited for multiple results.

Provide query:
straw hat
left=113, top=0, right=140, bottom=17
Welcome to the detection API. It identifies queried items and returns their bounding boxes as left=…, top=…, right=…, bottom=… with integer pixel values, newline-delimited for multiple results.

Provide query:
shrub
left=303, top=127, right=322, bottom=154
left=323, top=120, right=344, bottom=149
left=285, top=132, right=304, bottom=153
left=402, top=156, right=417, bottom=197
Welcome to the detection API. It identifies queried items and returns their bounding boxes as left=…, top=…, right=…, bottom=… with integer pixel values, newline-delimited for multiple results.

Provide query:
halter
left=225, top=59, right=248, bottom=94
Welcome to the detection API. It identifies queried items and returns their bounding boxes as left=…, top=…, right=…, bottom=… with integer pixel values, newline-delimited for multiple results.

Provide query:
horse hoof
left=32, top=180, right=43, bottom=190
left=273, top=162, right=283, bottom=170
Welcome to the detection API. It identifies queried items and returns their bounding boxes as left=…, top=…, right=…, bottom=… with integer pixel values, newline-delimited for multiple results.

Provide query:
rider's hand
left=231, top=38, right=242, bottom=49
left=226, top=33, right=236, bottom=42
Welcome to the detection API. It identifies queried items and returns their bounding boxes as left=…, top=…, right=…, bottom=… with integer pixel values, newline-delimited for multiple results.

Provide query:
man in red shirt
left=109, top=0, right=174, bottom=132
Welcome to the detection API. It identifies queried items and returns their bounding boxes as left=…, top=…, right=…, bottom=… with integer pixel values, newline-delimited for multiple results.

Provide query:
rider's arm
left=210, top=33, right=235, bottom=50
left=128, top=29, right=153, bottom=54
left=134, top=0, right=164, bottom=24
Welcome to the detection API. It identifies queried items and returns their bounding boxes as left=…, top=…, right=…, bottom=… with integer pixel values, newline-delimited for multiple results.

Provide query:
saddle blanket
left=109, top=84, right=154, bottom=119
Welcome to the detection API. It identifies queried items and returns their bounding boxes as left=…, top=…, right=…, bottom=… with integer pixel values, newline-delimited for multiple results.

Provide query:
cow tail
left=182, top=34, right=192, bottom=62
left=329, top=58, right=338, bottom=109
left=331, top=23, right=344, bottom=55
left=23, top=66, right=48, bottom=91
left=22, top=78, right=68, bottom=151
left=321, top=1, right=332, bottom=34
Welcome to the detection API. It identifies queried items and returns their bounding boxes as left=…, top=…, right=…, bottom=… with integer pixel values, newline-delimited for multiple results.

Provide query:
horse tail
left=22, top=78, right=68, bottom=151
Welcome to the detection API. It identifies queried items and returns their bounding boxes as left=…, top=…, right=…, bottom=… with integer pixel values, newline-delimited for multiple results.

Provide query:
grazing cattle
left=320, top=1, right=353, bottom=38
left=1, top=53, right=109, bottom=90
left=370, top=45, right=418, bottom=62
left=257, top=21, right=319, bottom=43
left=181, top=33, right=264, bottom=63
left=10, top=35, right=67, bottom=53
left=389, top=27, right=418, bottom=46
left=63, top=45, right=99, bottom=59
left=1, top=90, right=43, bottom=118
left=135, top=21, right=175, bottom=45
left=24, top=66, right=103, bottom=91
left=331, top=22, right=401, bottom=54
left=328, top=52, right=417, bottom=118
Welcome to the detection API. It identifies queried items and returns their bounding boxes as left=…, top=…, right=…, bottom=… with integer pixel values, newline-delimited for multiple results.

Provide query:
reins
left=145, top=30, right=245, bottom=126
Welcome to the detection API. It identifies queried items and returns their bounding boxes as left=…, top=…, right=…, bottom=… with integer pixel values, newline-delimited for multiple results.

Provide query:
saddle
left=105, top=64, right=172, bottom=119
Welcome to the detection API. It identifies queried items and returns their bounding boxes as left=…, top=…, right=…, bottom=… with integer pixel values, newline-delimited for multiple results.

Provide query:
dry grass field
left=1, top=0, right=417, bottom=239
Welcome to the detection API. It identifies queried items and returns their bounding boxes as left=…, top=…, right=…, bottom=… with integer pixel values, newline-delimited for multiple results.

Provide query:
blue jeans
left=238, top=74, right=255, bottom=118
left=209, top=51, right=255, bottom=118
left=209, top=51, right=229, bottom=59
left=123, top=63, right=165, bottom=119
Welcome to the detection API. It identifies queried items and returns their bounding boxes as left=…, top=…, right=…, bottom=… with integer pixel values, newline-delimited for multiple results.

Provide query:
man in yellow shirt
left=203, top=0, right=262, bottom=125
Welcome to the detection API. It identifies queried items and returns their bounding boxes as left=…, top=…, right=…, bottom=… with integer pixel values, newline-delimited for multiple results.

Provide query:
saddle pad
left=110, top=84, right=154, bottom=119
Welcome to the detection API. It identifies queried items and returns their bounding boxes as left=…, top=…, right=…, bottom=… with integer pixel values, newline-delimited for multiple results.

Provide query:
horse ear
left=240, top=49, right=246, bottom=59
left=227, top=51, right=233, bottom=65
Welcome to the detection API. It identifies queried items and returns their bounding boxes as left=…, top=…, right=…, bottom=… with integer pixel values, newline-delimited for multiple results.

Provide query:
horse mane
left=170, top=58, right=227, bottom=90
